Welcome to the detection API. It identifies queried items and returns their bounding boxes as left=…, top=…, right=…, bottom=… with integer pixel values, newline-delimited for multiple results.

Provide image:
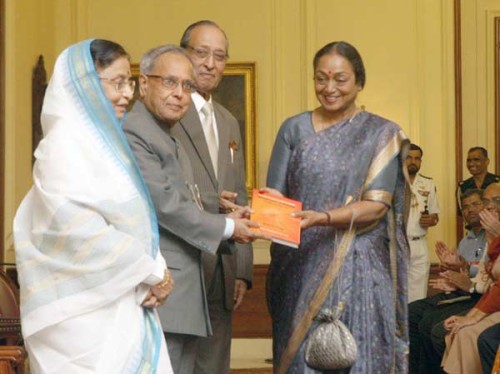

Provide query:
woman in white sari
left=13, top=39, right=173, bottom=373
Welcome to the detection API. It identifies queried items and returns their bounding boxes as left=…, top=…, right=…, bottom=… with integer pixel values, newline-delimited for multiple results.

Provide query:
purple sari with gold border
left=267, top=111, right=409, bottom=373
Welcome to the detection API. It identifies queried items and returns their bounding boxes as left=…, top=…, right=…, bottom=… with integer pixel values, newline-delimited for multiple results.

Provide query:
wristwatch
left=469, top=282, right=477, bottom=294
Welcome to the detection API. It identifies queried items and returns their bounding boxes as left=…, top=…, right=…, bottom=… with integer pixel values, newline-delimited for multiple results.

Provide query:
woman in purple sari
left=266, top=41, right=410, bottom=373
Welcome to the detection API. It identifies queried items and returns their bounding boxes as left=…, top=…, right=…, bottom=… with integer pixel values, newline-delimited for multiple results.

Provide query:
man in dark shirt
left=456, top=147, right=500, bottom=239
left=457, top=147, right=500, bottom=208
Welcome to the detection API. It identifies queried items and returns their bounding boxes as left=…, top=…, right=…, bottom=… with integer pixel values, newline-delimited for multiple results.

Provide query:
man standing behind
left=123, top=45, right=264, bottom=374
left=170, top=20, right=252, bottom=374
left=457, top=147, right=500, bottom=207
left=406, top=143, right=440, bottom=302
left=459, top=147, right=500, bottom=193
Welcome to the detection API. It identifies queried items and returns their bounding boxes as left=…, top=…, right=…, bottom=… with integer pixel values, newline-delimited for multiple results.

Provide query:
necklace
left=315, top=107, right=362, bottom=132
left=347, top=108, right=361, bottom=123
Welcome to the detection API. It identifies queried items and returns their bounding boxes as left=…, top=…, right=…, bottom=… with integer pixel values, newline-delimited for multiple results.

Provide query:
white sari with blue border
left=14, top=40, right=172, bottom=373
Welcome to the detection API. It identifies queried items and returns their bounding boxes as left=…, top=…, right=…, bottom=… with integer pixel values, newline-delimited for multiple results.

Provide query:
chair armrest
left=0, top=346, right=27, bottom=374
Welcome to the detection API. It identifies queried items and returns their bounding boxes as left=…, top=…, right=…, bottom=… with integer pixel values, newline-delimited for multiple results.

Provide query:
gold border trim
left=364, top=130, right=407, bottom=189
left=363, top=190, right=392, bottom=206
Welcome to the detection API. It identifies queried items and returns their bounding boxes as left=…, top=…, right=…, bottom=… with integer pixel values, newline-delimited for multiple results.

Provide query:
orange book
left=251, top=189, right=302, bottom=248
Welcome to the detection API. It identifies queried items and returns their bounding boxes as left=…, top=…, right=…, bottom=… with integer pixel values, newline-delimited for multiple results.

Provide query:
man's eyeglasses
left=186, top=45, right=228, bottom=63
left=462, top=201, right=484, bottom=212
left=146, top=75, right=197, bottom=93
left=99, top=77, right=136, bottom=93
left=481, top=197, right=500, bottom=208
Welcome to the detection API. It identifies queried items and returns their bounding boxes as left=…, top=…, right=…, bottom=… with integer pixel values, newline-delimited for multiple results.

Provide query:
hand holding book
left=232, top=218, right=269, bottom=244
left=251, top=189, right=302, bottom=248
left=225, top=197, right=269, bottom=244
left=292, top=210, right=331, bottom=229
left=219, top=190, right=239, bottom=213
left=227, top=205, right=252, bottom=220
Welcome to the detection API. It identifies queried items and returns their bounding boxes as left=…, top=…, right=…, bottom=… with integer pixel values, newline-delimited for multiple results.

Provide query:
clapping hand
left=439, top=269, right=471, bottom=292
left=428, top=277, right=457, bottom=292
left=480, top=209, right=500, bottom=242
left=435, top=241, right=460, bottom=271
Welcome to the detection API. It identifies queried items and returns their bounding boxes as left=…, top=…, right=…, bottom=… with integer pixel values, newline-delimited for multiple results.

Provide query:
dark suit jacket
left=171, top=101, right=253, bottom=310
left=123, top=101, right=226, bottom=337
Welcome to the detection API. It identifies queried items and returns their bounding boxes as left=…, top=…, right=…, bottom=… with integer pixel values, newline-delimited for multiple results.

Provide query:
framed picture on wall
left=212, top=62, right=257, bottom=195
left=130, top=62, right=257, bottom=195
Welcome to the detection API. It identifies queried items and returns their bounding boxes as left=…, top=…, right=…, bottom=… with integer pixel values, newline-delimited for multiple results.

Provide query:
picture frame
left=130, top=62, right=257, bottom=195
left=212, top=62, right=257, bottom=195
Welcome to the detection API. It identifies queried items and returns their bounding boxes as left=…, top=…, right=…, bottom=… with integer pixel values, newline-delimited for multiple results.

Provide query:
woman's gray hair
left=140, top=45, right=191, bottom=74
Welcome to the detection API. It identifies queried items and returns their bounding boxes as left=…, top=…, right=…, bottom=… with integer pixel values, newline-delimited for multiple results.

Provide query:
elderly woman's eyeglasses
left=99, top=77, right=136, bottom=93
left=186, top=46, right=228, bottom=63
left=146, top=75, right=197, bottom=93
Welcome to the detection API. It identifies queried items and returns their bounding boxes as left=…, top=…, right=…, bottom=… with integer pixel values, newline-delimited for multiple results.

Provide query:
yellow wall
left=4, top=0, right=462, bottom=265
left=4, top=0, right=59, bottom=261
left=461, top=0, right=500, bottom=173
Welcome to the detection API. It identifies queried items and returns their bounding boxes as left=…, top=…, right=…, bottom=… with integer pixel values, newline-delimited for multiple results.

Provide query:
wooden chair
left=0, top=268, right=26, bottom=374
left=0, top=347, right=26, bottom=374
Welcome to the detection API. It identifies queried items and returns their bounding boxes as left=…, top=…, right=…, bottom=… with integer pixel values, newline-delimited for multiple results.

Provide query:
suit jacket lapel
left=178, top=103, right=218, bottom=189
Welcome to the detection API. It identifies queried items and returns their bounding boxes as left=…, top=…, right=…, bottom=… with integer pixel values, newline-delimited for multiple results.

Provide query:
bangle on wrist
left=323, top=211, right=332, bottom=226
left=157, top=269, right=171, bottom=289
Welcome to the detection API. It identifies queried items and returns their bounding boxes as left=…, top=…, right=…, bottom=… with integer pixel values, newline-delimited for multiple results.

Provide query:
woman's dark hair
left=313, top=41, right=366, bottom=88
left=90, top=39, right=129, bottom=70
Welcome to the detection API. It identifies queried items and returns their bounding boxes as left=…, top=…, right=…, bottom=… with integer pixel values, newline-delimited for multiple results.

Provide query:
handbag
left=305, top=211, right=359, bottom=371
left=305, top=303, right=357, bottom=370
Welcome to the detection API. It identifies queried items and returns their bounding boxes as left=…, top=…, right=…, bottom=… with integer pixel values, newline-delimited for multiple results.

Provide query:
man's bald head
left=482, top=183, right=500, bottom=214
left=484, top=182, right=500, bottom=196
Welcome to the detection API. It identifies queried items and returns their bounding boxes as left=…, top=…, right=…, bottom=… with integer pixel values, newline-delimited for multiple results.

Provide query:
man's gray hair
left=179, top=20, right=229, bottom=52
left=140, top=45, right=191, bottom=74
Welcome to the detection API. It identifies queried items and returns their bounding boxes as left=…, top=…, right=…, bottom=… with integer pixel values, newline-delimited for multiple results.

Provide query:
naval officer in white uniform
left=406, top=143, right=439, bottom=302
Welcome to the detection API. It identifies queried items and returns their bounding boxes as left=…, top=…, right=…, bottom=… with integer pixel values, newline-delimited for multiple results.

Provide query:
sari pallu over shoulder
left=270, top=112, right=409, bottom=374
left=14, top=40, right=166, bottom=373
